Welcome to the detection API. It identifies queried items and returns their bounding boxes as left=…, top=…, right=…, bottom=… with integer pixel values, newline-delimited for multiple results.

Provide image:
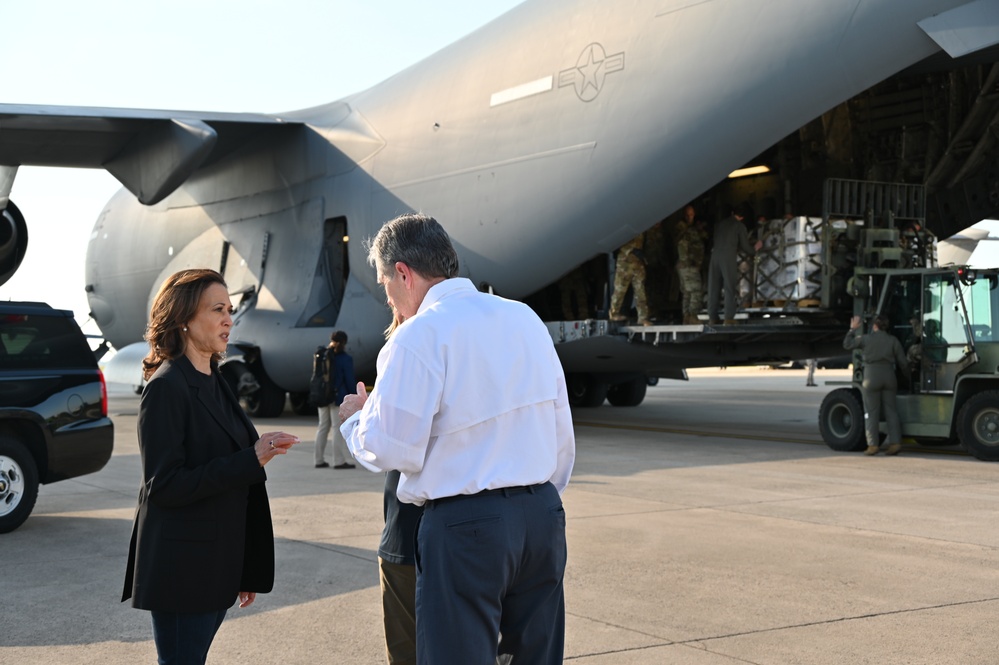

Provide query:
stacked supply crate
left=754, top=216, right=824, bottom=307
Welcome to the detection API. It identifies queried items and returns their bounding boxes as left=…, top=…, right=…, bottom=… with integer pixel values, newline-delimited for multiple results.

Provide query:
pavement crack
left=564, top=598, right=999, bottom=662
left=706, top=503, right=999, bottom=551
left=679, top=596, right=999, bottom=644
left=284, top=537, right=376, bottom=563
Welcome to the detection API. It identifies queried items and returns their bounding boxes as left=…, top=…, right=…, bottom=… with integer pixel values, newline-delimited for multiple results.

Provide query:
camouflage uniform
left=558, top=267, right=589, bottom=319
left=675, top=219, right=706, bottom=324
left=643, top=220, right=672, bottom=321
left=609, top=234, right=649, bottom=322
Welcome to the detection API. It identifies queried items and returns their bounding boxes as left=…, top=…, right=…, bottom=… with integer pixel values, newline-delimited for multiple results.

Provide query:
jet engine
left=0, top=201, right=27, bottom=287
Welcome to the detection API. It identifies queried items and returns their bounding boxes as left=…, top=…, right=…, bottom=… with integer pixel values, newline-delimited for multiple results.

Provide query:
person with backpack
left=311, top=330, right=357, bottom=469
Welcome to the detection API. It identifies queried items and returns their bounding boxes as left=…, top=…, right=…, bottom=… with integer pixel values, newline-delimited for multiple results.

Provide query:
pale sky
left=0, top=0, right=523, bottom=334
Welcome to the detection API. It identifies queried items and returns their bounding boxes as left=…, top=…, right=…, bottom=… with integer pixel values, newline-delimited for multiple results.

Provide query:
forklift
left=819, top=263, right=999, bottom=461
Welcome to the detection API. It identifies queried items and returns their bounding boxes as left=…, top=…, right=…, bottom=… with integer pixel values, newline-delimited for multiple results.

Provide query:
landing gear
left=221, top=358, right=286, bottom=418
left=566, top=373, right=650, bottom=407
left=567, top=373, right=608, bottom=408
left=818, top=388, right=866, bottom=452
left=607, top=376, right=647, bottom=407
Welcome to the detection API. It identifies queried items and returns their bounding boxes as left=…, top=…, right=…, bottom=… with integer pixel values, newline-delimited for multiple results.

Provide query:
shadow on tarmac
left=3, top=512, right=378, bottom=648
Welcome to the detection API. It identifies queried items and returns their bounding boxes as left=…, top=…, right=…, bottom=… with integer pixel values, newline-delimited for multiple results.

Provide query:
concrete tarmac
left=4, top=367, right=999, bottom=664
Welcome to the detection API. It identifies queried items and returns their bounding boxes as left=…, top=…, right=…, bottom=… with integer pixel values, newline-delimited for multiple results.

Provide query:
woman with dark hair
left=122, top=268, right=299, bottom=664
left=311, top=329, right=357, bottom=469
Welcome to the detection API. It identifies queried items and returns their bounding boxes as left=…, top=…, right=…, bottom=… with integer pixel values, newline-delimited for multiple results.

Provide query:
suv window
left=1, top=313, right=95, bottom=369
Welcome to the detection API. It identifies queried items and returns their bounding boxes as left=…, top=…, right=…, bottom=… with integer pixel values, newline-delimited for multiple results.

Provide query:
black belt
left=426, top=483, right=548, bottom=508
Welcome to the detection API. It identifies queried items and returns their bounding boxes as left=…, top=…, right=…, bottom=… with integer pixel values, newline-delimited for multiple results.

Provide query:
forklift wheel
left=958, top=391, right=999, bottom=461
left=818, top=388, right=866, bottom=452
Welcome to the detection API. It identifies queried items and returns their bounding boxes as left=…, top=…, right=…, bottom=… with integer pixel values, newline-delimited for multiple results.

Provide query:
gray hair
left=365, top=213, right=459, bottom=280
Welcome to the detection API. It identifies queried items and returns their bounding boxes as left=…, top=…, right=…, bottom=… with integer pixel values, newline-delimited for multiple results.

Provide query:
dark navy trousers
left=150, top=608, right=228, bottom=665
left=415, top=481, right=567, bottom=665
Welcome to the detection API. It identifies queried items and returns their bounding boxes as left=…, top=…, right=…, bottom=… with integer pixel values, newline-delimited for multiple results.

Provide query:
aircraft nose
left=88, top=293, right=115, bottom=327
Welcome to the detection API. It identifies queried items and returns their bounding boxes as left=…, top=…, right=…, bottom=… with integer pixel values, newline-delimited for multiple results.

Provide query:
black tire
left=818, top=388, right=866, bottom=452
left=220, top=360, right=258, bottom=398
left=238, top=360, right=286, bottom=418
left=567, top=373, right=608, bottom=408
left=958, top=390, right=999, bottom=461
left=289, top=392, right=317, bottom=416
left=607, top=376, right=648, bottom=407
left=244, top=378, right=286, bottom=418
left=0, top=435, right=40, bottom=534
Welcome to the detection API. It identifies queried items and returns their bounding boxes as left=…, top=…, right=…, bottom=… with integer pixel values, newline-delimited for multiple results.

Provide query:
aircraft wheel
left=228, top=360, right=285, bottom=418
left=607, top=376, right=647, bottom=407
left=220, top=360, right=258, bottom=398
left=244, top=378, right=286, bottom=418
left=0, top=435, right=39, bottom=534
left=566, top=373, right=607, bottom=408
left=290, top=392, right=317, bottom=416
left=958, top=390, right=999, bottom=461
left=818, top=388, right=866, bottom=452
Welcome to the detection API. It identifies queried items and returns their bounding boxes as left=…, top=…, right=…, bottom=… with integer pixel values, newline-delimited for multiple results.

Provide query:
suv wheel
left=0, top=435, right=40, bottom=534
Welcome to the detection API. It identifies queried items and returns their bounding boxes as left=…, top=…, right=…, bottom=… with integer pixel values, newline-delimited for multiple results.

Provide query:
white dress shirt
left=341, top=278, right=575, bottom=506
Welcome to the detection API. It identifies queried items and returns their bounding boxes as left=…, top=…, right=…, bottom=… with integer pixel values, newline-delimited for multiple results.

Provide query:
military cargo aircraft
left=2, top=0, right=998, bottom=413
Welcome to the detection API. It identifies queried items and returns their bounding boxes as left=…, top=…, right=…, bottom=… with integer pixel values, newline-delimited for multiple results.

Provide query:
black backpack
left=309, top=346, right=333, bottom=406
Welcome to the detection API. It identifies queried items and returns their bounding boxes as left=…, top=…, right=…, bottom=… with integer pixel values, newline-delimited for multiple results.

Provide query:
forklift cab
left=876, top=270, right=978, bottom=394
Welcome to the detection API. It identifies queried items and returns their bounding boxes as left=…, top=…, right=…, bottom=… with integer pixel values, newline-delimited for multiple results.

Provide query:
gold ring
left=269, top=441, right=275, bottom=449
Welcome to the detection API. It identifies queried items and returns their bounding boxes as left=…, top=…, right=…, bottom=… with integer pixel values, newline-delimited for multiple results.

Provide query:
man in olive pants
left=843, top=314, right=909, bottom=455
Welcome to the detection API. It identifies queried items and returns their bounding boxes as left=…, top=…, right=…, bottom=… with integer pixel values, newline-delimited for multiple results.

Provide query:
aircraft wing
left=918, top=0, right=999, bottom=58
left=0, top=104, right=302, bottom=205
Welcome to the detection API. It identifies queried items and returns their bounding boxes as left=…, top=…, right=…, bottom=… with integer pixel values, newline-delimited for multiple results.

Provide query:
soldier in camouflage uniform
left=609, top=233, right=651, bottom=325
left=675, top=206, right=706, bottom=325
left=558, top=266, right=590, bottom=319
left=643, top=218, right=672, bottom=322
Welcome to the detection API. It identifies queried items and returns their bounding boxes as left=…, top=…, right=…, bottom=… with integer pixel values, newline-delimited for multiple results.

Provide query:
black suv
left=0, top=302, right=114, bottom=533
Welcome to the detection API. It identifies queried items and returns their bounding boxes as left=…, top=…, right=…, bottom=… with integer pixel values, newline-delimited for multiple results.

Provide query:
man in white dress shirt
left=339, top=213, right=575, bottom=665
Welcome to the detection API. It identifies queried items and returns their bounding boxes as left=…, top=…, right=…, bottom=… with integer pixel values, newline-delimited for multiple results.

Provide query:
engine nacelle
left=0, top=201, right=27, bottom=287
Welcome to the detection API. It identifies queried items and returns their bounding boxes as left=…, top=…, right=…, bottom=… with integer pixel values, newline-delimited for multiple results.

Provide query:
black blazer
left=122, top=355, right=274, bottom=612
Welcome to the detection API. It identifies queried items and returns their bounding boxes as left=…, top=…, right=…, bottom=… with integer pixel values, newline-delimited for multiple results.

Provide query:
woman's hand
left=254, top=431, right=300, bottom=467
left=238, top=591, right=256, bottom=608
left=850, top=315, right=861, bottom=330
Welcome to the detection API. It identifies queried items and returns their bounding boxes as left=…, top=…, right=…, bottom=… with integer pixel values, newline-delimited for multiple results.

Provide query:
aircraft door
left=297, top=216, right=349, bottom=327
left=878, top=274, right=922, bottom=393
left=960, top=271, right=999, bottom=344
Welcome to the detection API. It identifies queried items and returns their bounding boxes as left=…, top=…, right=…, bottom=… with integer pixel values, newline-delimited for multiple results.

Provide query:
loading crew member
left=843, top=314, right=908, bottom=456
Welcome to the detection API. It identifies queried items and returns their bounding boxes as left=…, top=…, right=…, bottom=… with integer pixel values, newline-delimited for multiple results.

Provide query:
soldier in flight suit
left=706, top=205, right=762, bottom=324
left=843, top=314, right=909, bottom=456
left=609, top=233, right=651, bottom=325
left=675, top=206, right=706, bottom=325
